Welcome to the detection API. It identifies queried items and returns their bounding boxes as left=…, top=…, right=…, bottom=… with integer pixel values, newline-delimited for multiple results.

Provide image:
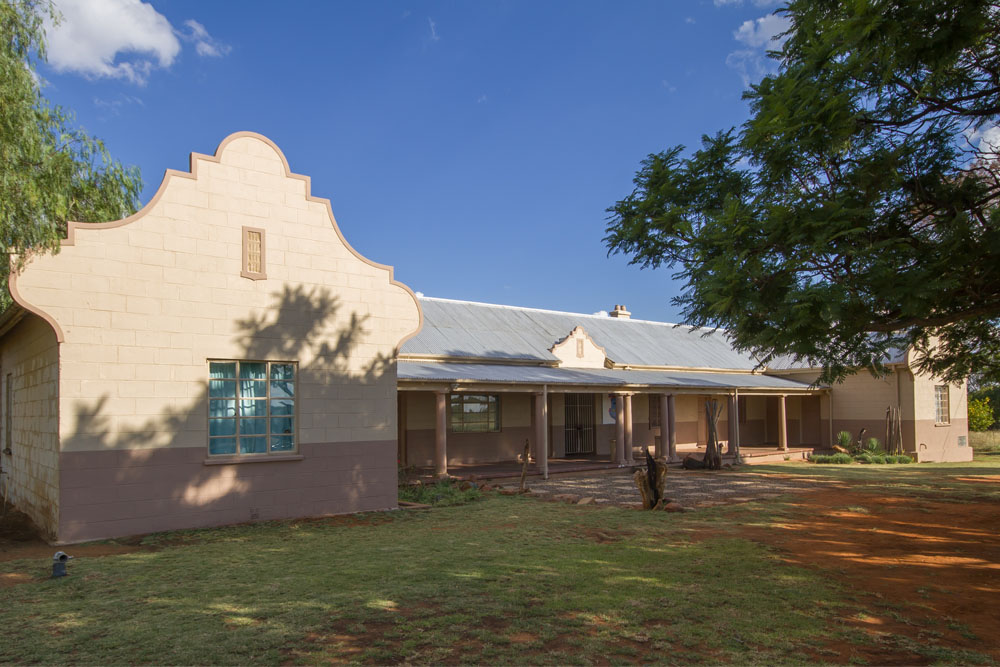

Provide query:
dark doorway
left=564, top=393, right=596, bottom=455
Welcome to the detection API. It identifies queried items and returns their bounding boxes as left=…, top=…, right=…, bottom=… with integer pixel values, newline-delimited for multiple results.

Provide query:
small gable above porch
left=549, top=326, right=608, bottom=369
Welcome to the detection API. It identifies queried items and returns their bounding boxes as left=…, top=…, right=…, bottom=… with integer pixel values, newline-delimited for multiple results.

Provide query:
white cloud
left=965, top=122, right=1000, bottom=155
left=428, top=18, right=439, bottom=42
left=684, top=16, right=696, bottom=24
left=93, top=92, right=144, bottom=116
left=45, top=0, right=228, bottom=85
left=46, top=0, right=179, bottom=84
left=476, top=94, right=488, bottom=103
left=734, top=14, right=791, bottom=48
left=181, top=19, right=230, bottom=58
left=727, top=13, right=791, bottom=87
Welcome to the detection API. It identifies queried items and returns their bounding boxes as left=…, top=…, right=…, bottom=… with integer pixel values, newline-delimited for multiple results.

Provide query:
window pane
left=240, top=380, right=267, bottom=398
left=270, top=416, right=294, bottom=436
left=240, top=436, right=267, bottom=454
left=270, top=380, right=294, bottom=398
left=270, top=364, right=295, bottom=381
left=209, top=418, right=236, bottom=437
left=271, top=435, right=294, bottom=452
left=209, top=437, right=237, bottom=455
left=239, top=399, right=267, bottom=417
left=240, top=362, right=267, bottom=380
left=209, top=400, right=236, bottom=418
left=450, top=394, right=500, bottom=432
left=209, top=362, right=236, bottom=379
left=240, top=418, right=267, bottom=435
left=270, top=399, right=294, bottom=416
left=209, top=380, right=236, bottom=398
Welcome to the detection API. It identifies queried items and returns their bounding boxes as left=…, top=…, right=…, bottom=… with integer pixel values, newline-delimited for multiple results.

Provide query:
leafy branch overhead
left=605, top=0, right=1000, bottom=384
left=1, top=0, right=142, bottom=308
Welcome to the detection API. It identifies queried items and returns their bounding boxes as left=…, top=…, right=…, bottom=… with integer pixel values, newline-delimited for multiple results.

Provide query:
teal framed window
left=208, top=361, right=296, bottom=456
left=449, top=394, right=500, bottom=433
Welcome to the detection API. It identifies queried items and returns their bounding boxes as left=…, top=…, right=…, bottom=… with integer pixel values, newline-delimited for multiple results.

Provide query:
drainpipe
left=828, top=388, right=834, bottom=449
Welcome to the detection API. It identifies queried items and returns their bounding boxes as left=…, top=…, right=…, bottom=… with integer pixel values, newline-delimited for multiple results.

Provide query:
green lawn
left=2, top=459, right=999, bottom=665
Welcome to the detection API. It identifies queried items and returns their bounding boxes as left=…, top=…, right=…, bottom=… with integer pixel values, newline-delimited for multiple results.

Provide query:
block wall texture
left=0, top=315, right=60, bottom=537
left=10, top=133, right=421, bottom=541
left=911, top=374, right=970, bottom=462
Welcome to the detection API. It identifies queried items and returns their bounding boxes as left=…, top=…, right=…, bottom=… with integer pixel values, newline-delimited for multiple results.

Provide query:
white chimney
left=608, top=304, right=631, bottom=319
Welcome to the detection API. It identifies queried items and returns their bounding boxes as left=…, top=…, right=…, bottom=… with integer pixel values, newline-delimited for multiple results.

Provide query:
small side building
left=0, top=132, right=421, bottom=543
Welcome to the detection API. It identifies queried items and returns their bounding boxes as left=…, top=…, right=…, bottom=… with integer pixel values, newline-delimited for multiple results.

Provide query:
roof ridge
left=417, top=295, right=711, bottom=331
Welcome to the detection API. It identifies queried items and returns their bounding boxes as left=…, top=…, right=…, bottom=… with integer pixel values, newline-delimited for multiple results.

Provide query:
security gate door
left=564, top=393, right=596, bottom=455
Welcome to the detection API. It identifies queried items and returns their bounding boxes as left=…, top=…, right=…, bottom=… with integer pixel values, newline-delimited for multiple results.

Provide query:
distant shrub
left=854, top=453, right=912, bottom=464
left=811, top=453, right=853, bottom=464
left=399, top=480, right=481, bottom=506
left=969, top=397, right=995, bottom=432
left=970, top=385, right=1000, bottom=429
left=836, top=431, right=853, bottom=449
left=864, top=438, right=883, bottom=455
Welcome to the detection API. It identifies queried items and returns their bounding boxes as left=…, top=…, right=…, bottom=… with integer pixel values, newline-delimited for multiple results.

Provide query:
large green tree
left=605, top=0, right=1000, bottom=385
left=1, top=0, right=142, bottom=308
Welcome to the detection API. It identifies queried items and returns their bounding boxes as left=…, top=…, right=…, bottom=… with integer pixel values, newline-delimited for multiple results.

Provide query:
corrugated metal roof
left=767, top=346, right=907, bottom=370
left=402, top=297, right=759, bottom=370
left=398, top=362, right=819, bottom=391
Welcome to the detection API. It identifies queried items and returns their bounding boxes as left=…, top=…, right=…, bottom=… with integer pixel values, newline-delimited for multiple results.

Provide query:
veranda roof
left=397, top=361, right=820, bottom=392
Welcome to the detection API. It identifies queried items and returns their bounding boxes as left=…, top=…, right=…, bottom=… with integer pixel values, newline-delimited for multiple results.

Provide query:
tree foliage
left=605, top=0, right=1000, bottom=384
left=968, top=397, right=995, bottom=432
left=970, top=384, right=1000, bottom=429
left=1, top=0, right=142, bottom=307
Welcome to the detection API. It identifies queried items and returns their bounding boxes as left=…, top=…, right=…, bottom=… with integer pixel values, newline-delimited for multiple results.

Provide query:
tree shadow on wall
left=60, top=284, right=397, bottom=542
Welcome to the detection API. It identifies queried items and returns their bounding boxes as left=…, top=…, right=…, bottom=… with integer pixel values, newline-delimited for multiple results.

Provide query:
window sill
left=934, top=422, right=952, bottom=427
left=203, top=454, right=303, bottom=466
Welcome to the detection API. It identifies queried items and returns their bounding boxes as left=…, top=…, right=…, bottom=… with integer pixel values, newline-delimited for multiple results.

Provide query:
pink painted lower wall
left=913, top=418, right=972, bottom=462
left=58, top=440, right=396, bottom=543
left=404, top=427, right=533, bottom=466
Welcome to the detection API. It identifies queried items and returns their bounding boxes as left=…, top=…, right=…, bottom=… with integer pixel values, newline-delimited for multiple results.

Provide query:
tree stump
left=634, top=448, right=669, bottom=509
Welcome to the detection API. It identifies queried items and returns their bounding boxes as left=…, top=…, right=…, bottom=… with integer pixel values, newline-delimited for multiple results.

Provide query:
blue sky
left=39, top=0, right=788, bottom=323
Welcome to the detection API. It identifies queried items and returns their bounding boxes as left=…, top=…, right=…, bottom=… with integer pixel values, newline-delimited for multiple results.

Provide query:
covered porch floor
left=410, top=445, right=820, bottom=482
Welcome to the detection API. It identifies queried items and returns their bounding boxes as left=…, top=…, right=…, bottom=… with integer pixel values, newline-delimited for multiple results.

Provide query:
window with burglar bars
left=934, top=385, right=950, bottom=425
left=241, top=227, right=266, bottom=280
left=449, top=394, right=500, bottom=432
left=208, top=361, right=296, bottom=455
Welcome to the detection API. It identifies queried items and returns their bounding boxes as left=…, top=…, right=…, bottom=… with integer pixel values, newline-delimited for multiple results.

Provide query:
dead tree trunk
left=703, top=399, right=723, bottom=471
left=633, top=448, right=669, bottom=509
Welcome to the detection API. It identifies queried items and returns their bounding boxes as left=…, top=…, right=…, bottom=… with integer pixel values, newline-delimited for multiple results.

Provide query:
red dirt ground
left=740, top=484, right=1000, bottom=665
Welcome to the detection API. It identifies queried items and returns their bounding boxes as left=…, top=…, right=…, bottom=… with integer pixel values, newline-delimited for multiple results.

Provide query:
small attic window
left=241, top=227, right=266, bottom=280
